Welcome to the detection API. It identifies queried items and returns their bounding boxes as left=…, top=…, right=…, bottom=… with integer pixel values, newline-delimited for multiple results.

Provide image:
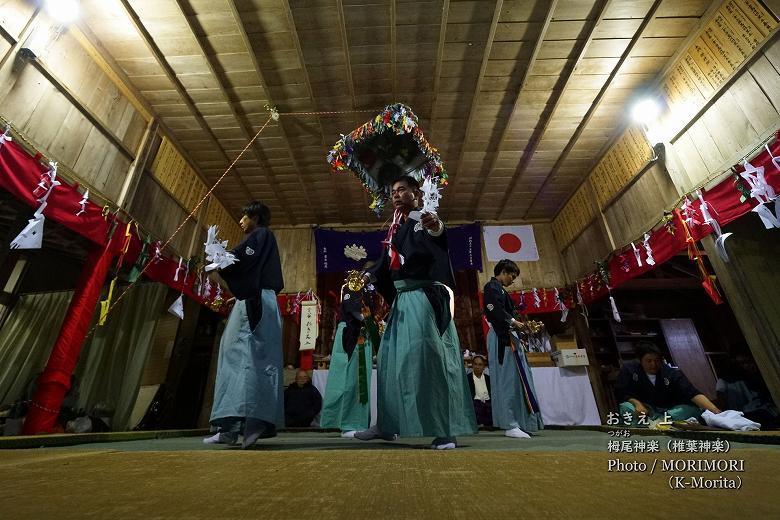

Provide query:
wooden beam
left=116, top=0, right=278, bottom=222
left=27, top=57, right=135, bottom=159
left=178, top=0, right=314, bottom=225
left=465, top=0, right=558, bottom=219
left=116, top=118, right=158, bottom=209
left=522, top=0, right=664, bottom=218
left=333, top=0, right=372, bottom=223
left=493, top=0, right=613, bottom=220
left=444, top=0, right=504, bottom=212
left=427, top=0, right=450, bottom=132
left=390, top=0, right=397, bottom=102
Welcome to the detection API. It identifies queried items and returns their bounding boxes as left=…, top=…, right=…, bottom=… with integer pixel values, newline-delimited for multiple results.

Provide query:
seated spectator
left=615, top=342, right=720, bottom=426
left=468, top=355, right=492, bottom=427
left=284, top=370, right=322, bottom=427
left=716, top=355, right=779, bottom=429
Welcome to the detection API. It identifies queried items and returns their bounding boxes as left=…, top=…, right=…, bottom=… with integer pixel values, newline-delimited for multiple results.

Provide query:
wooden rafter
left=492, top=0, right=613, bottom=220
left=390, top=0, right=397, bottom=101
left=445, top=0, right=504, bottom=211
left=174, top=0, right=310, bottom=225
left=427, top=0, right=450, bottom=130
left=523, top=0, right=665, bottom=218
left=333, top=0, right=373, bottom=222
left=279, top=0, right=353, bottom=224
left=467, top=0, right=559, bottom=220
left=116, top=0, right=273, bottom=221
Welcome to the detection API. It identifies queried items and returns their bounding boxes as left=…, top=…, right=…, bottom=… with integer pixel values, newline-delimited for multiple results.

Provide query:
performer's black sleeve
left=670, top=369, right=701, bottom=402
left=483, top=282, right=514, bottom=327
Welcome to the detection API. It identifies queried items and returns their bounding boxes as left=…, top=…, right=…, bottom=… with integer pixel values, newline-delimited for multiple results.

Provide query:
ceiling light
left=45, top=0, right=80, bottom=25
left=631, top=98, right=660, bottom=126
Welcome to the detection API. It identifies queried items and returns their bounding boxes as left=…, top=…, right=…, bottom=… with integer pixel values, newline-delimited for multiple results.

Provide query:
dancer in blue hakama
left=483, top=259, right=544, bottom=439
left=203, top=201, right=284, bottom=449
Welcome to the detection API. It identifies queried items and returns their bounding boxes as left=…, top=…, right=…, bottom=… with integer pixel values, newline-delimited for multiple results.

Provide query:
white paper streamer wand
left=697, top=190, right=733, bottom=262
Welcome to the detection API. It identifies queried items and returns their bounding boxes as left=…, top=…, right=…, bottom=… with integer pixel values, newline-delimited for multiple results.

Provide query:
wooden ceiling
left=78, top=0, right=717, bottom=225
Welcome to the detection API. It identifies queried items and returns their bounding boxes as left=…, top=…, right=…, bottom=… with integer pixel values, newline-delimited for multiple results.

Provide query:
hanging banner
left=314, top=223, right=483, bottom=273
left=299, top=300, right=318, bottom=351
left=447, top=222, right=483, bottom=271
left=483, top=225, right=539, bottom=261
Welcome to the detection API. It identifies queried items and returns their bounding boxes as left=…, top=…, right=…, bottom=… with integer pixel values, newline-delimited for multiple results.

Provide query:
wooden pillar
left=572, top=310, right=610, bottom=421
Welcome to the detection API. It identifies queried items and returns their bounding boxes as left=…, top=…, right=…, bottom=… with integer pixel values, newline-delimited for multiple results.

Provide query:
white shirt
left=647, top=374, right=657, bottom=385
left=472, top=373, right=490, bottom=402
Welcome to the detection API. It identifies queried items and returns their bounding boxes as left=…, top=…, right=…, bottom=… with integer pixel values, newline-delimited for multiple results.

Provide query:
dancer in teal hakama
left=203, top=201, right=284, bottom=449
left=483, top=260, right=544, bottom=438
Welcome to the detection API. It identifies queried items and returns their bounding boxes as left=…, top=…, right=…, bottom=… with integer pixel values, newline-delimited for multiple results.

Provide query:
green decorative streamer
left=734, top=174, right=751, bottom=204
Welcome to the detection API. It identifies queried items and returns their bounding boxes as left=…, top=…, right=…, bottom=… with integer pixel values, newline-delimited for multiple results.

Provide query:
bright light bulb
left=45, top=0, right=80, bottom=25
left=631, top=98, right=660, bottom=126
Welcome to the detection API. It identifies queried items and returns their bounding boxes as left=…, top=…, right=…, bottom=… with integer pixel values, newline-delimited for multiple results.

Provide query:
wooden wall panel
left=274, top=227, right=316, bottom=294
left=561, top=218, right=613, bottom=279
left=672, top=37, right=780, bottom=190
left=603, top=163, right=680, bottom=247
left=129, top=173, right=196, bottom=255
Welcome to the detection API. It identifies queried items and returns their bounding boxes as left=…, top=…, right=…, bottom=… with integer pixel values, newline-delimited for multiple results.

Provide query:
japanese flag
left=483, top=225, right=539, bottom=262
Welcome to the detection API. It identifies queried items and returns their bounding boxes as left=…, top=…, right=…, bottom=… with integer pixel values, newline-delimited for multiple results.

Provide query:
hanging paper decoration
left=204, top=225, right=238, bottom=271
left=676, top=209, right=723, bottom=305
left=75, top=189, right=89, bottom=217
left=642, top=233, right=656, bottom=266
left=696, top=190, right=733, bottom=262
left=98, top=221, right=134, bottom=325
left=609, top=295, right=622, bottom=323
left=203, top=277, right=212, bottom=300
left=327, top=103, right=447, bottom=215
left=33, top=162, right=61, bottom=204
left=0, top=126, right=12, bottom=148
left=10, top=204, right=46, bottom=249
left=554, top=287, right=568, bottom=322
left=631, top=242, right=642, bottom=267
left=128, top=235, right=150, bottom=283
left=152, top=241, right=163, bottom=263
left=739, top=160, right=780, bottom=229
left=532, top=287, right=541, bottom=308
left=299, top=300, right=319, bottom=351
left=168, top=294, right=184, bottom=320
left=619, top=253, right=630, bottom=273
left=661, top=211, right=676, bottom=236
left=173, top=257, right=183, bottom=282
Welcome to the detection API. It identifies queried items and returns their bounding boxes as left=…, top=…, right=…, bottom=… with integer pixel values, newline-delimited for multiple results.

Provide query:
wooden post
left=116, top=119, right=157, bottom=210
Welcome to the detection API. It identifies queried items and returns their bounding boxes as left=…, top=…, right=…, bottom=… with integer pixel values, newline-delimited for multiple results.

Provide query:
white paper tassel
left=168, top=294, right=184, bottom=320
left=740, top=160, right=780, bottom=229
left=697, top=190, right=733, bottom=261
left=609, top=295, right=621, bottom=323
left=75, top=189, right=89, bottom=216
left=766, top=143, right=780, bottom=173
left=204, top=225, right=238, bottom=271
left=10, top=213, right=45, bottom=249
left=34, top=162, right=61, bottom=204
left=0, top=126, right=12, bottom=148
left=642, top=233, right=655, bottom=266
left=532, top=287, right=541, bottom=308
left=631, top=242, right=643, bottom=267
left=173, top=257, right=183, bottom=282
left=421, top=176, right=442, bottom=215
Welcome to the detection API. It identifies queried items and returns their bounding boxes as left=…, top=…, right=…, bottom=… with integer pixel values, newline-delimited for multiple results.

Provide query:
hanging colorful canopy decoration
left=327, top=103, right=447, bottom=215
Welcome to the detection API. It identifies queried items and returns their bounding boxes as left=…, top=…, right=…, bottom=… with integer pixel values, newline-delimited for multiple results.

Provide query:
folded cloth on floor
left=701, top=410, right=761, bottom=431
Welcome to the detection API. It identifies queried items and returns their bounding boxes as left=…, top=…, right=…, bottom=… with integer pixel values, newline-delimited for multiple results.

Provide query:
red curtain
left=22, top=235, right=119, bottom=434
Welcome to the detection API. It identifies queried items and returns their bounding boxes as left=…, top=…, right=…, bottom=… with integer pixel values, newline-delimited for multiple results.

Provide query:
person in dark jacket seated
left=467, top=355, right=492, bottom=427
left=284, top=370, right=322, bottom=427
left=615, top=342, right=720, bottom=426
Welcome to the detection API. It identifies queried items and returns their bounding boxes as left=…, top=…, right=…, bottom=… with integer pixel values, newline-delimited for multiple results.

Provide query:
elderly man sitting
left=284, top=370, right=322, bottom=427
left=615, top=342, right=720, bottom=426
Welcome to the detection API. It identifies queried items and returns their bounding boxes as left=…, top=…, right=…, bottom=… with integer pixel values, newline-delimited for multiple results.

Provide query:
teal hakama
left=210, top=289, right=284, bottom=431
left=487, top=328, right=544, bottom=432
left=377, top=280, right=477, bottom=438
left=209, top=225, right=285, bottom=437
left=320, top=322, right=373, bottom=431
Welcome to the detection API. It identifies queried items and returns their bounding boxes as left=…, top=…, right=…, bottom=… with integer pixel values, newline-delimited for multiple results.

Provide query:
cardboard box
left=552, top=348, right=590, bottom=367
left=526, top=352, right=555, bottom=367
